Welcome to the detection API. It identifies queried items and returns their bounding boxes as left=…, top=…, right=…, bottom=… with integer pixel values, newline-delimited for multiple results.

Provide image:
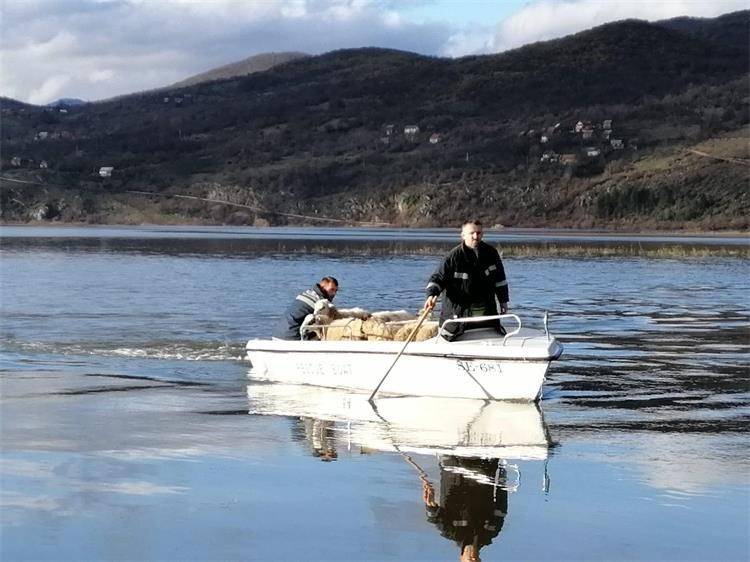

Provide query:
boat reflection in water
left=247, top=382, right=552, bottom=560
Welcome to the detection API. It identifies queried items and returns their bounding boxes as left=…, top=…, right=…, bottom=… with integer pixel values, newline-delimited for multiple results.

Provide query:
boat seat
left=440, top=326, right=505, bottom=342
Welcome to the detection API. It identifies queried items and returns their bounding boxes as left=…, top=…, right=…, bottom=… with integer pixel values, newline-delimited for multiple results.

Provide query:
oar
left=368, top=400, right=434, bottom=486
left=368, top=302, right=434, bottom=403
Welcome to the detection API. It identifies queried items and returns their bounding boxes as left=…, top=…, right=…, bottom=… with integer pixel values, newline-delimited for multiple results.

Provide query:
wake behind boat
left=246, top=314, right=563, bottom=401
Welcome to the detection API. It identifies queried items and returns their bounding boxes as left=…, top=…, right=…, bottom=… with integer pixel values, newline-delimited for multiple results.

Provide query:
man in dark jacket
left=273, top=276, right=338, bottom=340
left=424, top=220, right=508, bottom=339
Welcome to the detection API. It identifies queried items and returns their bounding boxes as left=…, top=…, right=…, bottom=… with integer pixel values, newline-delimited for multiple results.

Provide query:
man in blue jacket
left=274, top=276, right=339, bottom=340
left=424, top=220, right=509, bottom=339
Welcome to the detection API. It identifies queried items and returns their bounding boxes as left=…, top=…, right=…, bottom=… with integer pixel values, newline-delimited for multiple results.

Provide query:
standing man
left=274, top=276, right=339, bottom=340
left=424, top=220, right=509, bottom=339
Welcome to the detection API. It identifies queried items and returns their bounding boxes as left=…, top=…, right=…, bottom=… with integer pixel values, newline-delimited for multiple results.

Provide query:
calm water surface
left=0, top=226, right=748, bottom=561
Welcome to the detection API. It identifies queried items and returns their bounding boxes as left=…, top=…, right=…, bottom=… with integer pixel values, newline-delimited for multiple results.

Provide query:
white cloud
left=442, top=27, right=495, bottom=58
left=79, top=480, right=189, bottom=495
left=28, top=75, right=72, bottom=105
left=490, top=0, right=749, bottom=53
left=629, top=433, right=749, bottom=494
left=1, top=491, right=62, bottom=513
left=0, top=0, right=744, bottom=104
left=0, top=0, right=449, bottom=104
left=89, top=69, right=115, bottom=83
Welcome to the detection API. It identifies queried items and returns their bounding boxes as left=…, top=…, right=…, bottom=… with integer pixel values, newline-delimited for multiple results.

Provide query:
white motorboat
left=246, top=383, right=551, bottom=460
left=246, top=314, right=563, bottom=401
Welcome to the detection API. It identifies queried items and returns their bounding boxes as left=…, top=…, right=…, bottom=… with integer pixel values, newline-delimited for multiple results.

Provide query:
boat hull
left=246, top=330, right=562, bottom=401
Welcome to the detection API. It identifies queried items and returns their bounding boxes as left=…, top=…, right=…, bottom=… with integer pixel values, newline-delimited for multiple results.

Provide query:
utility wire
left=125, top=190, right=393, bottom=227
left=0, top=176, right=393, bottom=226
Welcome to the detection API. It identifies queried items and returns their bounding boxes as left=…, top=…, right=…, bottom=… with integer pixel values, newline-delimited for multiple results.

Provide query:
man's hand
left=499, top=302, right=508, bottom=314
left=422, top=481, right=437, bottom=507
left=424, top=295, right=438, bottom=310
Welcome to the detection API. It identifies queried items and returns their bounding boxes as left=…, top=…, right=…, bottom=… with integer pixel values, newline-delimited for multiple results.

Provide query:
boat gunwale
left=245, top=346, right=562, bottom=362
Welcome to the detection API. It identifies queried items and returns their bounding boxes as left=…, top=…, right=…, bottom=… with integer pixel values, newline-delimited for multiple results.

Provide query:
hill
left=170, top=51, right=309, bottom=88
left=48, top=98, right=88, bottom=108
left=1, top=12, right=748, bottom=230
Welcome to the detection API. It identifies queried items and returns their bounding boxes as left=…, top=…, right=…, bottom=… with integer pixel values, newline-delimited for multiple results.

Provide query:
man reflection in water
left=422, top=456, right=508, bottom=562
left=300, top=417, right=337, bottom=461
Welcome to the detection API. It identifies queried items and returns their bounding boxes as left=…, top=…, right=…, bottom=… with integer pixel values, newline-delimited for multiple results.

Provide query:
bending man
left=274, top=276, right=339, bottom=340
left=424, top=220, right=509, bottom=339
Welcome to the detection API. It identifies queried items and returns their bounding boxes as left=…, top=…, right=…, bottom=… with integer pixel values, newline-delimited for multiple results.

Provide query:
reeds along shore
left=281, top=242, right=749, bottom=258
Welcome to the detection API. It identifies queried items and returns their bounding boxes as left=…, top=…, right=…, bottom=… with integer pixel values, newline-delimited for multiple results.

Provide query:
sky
left=1, top=0, right=746, bottom=105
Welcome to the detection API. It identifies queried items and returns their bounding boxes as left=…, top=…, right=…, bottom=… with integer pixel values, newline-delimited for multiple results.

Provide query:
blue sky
left=0, top=0, right=745, bottom=104
left=399, top=0, right=522, bottom=25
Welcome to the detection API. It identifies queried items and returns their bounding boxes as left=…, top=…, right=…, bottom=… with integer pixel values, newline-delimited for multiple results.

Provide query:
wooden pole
left=368, top=303, right=434, bottom=402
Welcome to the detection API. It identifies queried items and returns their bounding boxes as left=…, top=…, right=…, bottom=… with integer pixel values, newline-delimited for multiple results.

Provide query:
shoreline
left=1, top=221, right=749, bottom=238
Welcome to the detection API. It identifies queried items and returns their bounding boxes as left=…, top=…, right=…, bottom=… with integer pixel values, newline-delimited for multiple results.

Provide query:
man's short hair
left=320, top=276, right=339, bottom=286
left=462, top=219, right=482, bottom=229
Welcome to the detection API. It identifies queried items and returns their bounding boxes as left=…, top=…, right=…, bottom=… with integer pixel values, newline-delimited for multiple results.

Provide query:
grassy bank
left=280, top=241, right=749, bottom=258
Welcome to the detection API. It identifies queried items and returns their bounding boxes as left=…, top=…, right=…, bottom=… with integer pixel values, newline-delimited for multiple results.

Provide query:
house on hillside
left=602, top=119, right=612, bottom=130
left=35, top=131, right=49, bottom=141
left=429, top=133, right=442, bottom=144
left=585, top=147, right=601, bottom=157
left=560, top=153, right=577, bottom=165
left=99, top=166, right=114, bottom=177
left=540, top=150, right=558, bottom=163
left=11, top=156, right=22, bottom=167
left=404, top=124, right=419, bottom=136
left=540, top=135, right=549, bottom=144
left=576, top=120, right=594, bottom=136
left=40, top=160, right=49, bottom=169
left=611, top=139, right=624, bottom=149
left=384, top=124, right=395, bottom=136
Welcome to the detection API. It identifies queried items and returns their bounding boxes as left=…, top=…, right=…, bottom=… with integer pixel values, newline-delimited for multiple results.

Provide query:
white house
left=540, top=150, right=558, bottom=163
left=99, top=166, right=114, bottom=177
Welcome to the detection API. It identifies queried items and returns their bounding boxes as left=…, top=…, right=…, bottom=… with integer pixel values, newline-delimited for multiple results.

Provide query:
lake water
left=1, top=226, right=748, bottom=561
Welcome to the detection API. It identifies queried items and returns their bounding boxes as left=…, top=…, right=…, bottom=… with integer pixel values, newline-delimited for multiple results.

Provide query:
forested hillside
left=1, top=11, right=748, bottom=229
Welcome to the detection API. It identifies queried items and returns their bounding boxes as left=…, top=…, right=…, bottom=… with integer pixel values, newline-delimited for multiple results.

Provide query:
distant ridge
left=48, top=98, right=88, bottom=107
left=655, top=10, right=750, bottom=54
left=170, top=51, right=309, bottom=88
